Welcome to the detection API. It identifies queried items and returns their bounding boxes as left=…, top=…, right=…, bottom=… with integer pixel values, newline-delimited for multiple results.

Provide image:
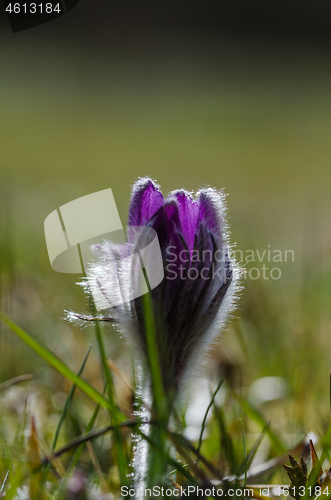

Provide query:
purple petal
left=146, top=199, right=190, bottom=306
left=128, top=177, right=164, bottom=228
left=148, top=199, right=186, bottom=262
left=169, top=190, right=199, bottom=254
left=197, top=188, right=224, bottom=242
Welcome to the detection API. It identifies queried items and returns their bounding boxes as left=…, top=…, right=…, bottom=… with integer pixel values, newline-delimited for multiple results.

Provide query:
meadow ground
left=1, top=33, right=331, bottom=496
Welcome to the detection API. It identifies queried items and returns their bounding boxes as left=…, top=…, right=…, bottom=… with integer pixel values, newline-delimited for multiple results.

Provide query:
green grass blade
left=141, top=284, right=170, bottom=486
left=171, top=431, right=223, bottom=481
left=88, top=295, right=128, bottom=486
left=197, top=377, right=224, bottom=461
left=0, top=471, right=9, bottom=495
left=1, top=439, right=13, bottom=479
left=69, top=397, right=103, bottom=470
left=0, top=312, right=124, bottom=418
left=0, top=374, right=33, bottom=392
left=142, top=289, right=165, bottom=411
left=55, top=392, right=107, bottom=500
left=237, top=424, right=267, bottom=479
left=51, top=343, right=92, bottom=452
left=239, top=418, right=247, bottom=486
left=213, top=402, right=238, bottom=473
left=138, top=428, right=198, bottom=485
left=232, top=392, right=285, bottom=454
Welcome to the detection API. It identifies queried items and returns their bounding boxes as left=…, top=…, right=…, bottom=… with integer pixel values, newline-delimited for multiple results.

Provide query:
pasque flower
left=79, top=178, right=238, bottom=396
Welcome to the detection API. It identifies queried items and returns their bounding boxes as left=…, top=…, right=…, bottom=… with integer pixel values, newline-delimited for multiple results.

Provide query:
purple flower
left=84, top=178, right=238, bottom=394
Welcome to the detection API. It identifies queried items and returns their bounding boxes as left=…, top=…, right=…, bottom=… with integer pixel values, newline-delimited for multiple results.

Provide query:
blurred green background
left=1, top=0, right=331, bottom=481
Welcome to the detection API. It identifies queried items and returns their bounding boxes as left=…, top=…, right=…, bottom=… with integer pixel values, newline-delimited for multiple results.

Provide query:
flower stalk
left=141, top=284, right=171, bottom=487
